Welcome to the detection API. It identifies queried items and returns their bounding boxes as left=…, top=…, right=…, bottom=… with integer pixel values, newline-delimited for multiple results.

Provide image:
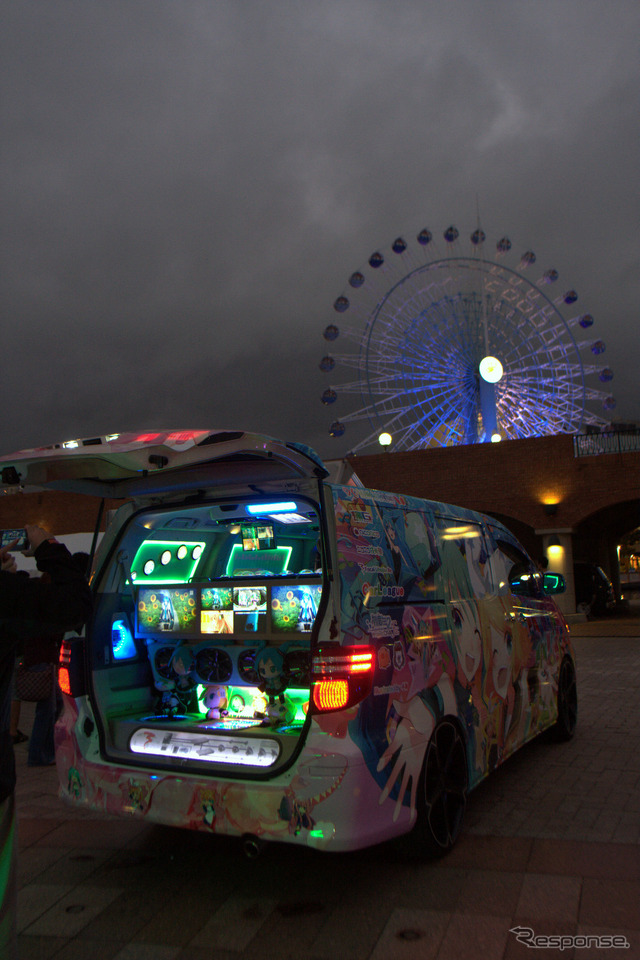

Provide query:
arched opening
left=573, top=499, right=640, bottom=605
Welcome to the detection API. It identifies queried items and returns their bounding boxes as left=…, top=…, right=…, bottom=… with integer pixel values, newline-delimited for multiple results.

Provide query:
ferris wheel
left=319, top=224, right=615, bottom=452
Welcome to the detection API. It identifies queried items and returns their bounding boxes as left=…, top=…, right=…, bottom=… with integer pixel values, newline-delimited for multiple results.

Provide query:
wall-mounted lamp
left=548, top=536, right=561, bottom=548
left=543, top=503, right=558, bottom=517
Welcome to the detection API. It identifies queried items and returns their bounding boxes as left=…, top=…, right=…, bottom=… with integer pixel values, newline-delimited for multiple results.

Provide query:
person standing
left=0, top=525, right=92, bottom=958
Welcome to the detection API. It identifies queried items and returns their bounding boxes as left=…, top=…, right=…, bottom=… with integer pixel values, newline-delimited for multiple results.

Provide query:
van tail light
left=311, top=646, right=375, bottom=713
left=59, top=636, right=87, bottom=698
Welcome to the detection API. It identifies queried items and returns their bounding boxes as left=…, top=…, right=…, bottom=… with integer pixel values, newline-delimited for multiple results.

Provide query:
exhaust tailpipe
left=242, top=834, right=265, bottom=859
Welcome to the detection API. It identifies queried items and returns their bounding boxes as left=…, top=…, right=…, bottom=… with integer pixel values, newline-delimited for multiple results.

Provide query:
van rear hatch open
left=1, top=430, right=332, bottom=779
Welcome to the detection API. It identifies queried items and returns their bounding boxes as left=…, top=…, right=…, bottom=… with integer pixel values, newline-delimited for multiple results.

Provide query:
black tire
left=415, top=719, right=468, bottom=857
left=553, top=657, right=578, bottom=741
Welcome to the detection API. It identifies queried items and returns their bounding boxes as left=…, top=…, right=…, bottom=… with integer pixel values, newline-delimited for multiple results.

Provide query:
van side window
left=435, top=518, right=491, bottom=600
left=332, top=489, right=442, bottom=638
left=490, top=539, right=543, bottom=599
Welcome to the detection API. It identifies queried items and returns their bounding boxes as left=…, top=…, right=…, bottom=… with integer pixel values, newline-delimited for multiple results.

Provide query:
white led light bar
left=246, top=501, right=297, bottom=514
left=129, top=728, right=280, bottom=767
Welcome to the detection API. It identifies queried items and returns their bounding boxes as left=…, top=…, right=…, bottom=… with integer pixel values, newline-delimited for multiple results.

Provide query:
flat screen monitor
left=271, top=583, right=322, bottom=634
left=241, top=523, right=276, bottom=551
left=136, top=586, right=199, bottom=637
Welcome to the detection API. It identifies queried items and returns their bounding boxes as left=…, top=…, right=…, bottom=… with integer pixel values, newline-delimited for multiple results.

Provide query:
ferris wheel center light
left=479, top=356, right=504, bottom=383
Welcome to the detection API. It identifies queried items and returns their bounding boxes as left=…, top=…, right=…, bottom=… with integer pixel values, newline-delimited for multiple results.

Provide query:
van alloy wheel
left=554, top=657, right=578, bottom=741
left=417, top=719, right=468, bottom=857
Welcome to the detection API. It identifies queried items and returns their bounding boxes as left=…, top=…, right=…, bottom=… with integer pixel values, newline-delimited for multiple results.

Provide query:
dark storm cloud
left=2, top=0, right=638, bottom=459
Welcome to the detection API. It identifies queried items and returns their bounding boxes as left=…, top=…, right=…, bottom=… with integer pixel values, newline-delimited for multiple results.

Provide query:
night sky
left=3, top=1, right=638, bottom=460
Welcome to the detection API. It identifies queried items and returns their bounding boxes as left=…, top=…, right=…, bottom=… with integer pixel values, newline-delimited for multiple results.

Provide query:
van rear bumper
left=55, top=699, right=415, bottom=853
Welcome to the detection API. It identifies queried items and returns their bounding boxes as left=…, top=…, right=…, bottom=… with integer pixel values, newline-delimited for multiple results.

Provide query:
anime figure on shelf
left=153, top=645, right=198, bottom=717
left=202, top=684, right=228, bottom=720
left=254, top=645, right=289, bottom=722
left=170, top=645, right=195, bottom=690
left=155, top=677, right=181, bottom=717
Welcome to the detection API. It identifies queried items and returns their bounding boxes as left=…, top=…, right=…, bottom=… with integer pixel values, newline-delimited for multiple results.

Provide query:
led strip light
left=129, top=728, right=280, bottom=767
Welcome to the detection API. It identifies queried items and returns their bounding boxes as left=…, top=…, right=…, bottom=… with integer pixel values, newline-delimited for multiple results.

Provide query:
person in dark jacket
left=0, top=525, right=92, bottom=958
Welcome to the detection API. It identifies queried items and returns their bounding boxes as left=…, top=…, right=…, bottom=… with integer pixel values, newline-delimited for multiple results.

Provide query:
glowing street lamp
left=378, top=432, right=392, bottom=449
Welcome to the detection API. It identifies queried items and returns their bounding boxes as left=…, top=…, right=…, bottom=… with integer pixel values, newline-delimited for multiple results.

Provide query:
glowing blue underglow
left=112, top=619, right=137, bottom=660
left=246, top=501, right=297, bottom=515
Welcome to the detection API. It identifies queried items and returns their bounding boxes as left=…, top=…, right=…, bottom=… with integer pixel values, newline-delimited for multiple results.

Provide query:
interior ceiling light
left=246, top=501, right=297, bottom=515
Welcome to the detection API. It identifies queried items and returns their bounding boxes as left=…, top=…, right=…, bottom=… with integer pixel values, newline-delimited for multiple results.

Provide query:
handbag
left=15, top=661, right=56, bottom=702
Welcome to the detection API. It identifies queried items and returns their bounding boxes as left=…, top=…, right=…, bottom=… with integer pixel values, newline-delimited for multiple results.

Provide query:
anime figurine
left=170, top=645, right=195, bottom=690
left=254, top=645, right=289, bottom=722
left=202, top=684, right=228, bottom=719
left=155, top=677, right=181, bottom=717
left=154, top=645, right=198, bottom=717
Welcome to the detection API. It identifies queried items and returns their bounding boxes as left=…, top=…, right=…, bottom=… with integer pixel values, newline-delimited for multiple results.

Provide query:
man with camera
left=1, top=524, right=92, bottom=957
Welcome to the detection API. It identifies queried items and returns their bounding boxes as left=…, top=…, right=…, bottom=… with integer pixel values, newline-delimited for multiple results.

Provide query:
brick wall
left=1, top=435, right=637, bottom=541
left=346, top=435, right=640, bottom=532
left=0, top=490, right=120, bottom=535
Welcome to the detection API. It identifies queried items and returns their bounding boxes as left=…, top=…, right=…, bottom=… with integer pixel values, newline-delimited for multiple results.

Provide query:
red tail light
left=59, top=636, right=87, bottom=698
left=311, top=646, right=375, bottom=713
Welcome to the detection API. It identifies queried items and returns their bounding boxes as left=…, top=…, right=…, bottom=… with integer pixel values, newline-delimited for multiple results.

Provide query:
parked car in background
left=574, top=561, right=615, bottom=618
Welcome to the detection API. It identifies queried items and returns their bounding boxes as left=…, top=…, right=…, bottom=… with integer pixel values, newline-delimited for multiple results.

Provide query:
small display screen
left=201, top=587, right=233, bottom=634
left=200, top=584, right=268, bottom=635
left=271, top=584, right=322, bottom=633
left=241, top=523, right=276, bottom=551
left=137, top=587, right=199, bottom=636
left=233, top=585, right=267, bottom=635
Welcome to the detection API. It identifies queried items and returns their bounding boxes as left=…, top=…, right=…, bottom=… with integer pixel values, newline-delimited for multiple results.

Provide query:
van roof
left=0, top=429, right=328, bottom=497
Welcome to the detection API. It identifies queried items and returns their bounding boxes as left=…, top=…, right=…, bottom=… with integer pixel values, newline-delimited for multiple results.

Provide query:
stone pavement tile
left=22, top=847, right=117, bottom=888
left=18, top=882, right=74, bottom=934
left=186, top=895, right=277, bottom=952
left=307, top=901, right=392, bottom=960
left=612, top=815, right=640, bottom=844
left=75, top=886, right=176, bottom=942
left=436, top=834, right=533, bottom=873
left=514, top=874, right=581, bottom=923
left=229, top=897, right=331, bottom=959
left=17, top=817, right=65, bottom=849
left=400, top=866, right=465, bottom=913
left=579, top=878, right=640, bottom=930
left=29, top=939, right=126, bottom=960
left=578, top=925, right=640, bottom=956
left=84, top=848, right=182, bottom=890
left=369, top=908, right=449, bottom=960
left=456, top=869, right=525, bottom=919
left=134, top=889, right=240, bottom=947
left=37, top=817, right=149, bottom=849
left=17, top=843, right=68, bottom=887
left=112, top=946, right=183, bottom=960
left=23, top=884, right=123, bottom=938
left=528, top=839, right=640, bottom=880
left=503, top=921, right=578, bottom=960
left=175, top=949, right=251, bottom=960
left=16, top=935, right=70, bottom=960
left=436, top=913, right=511, bottom=960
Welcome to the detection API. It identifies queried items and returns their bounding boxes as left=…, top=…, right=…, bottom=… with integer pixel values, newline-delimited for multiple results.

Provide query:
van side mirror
left=543, top=572, right=566, bottom=595
left=509, top=564, right=542, bottom=597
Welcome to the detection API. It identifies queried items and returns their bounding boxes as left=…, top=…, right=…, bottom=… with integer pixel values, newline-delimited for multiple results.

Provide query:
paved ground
left=14, top=617, right=640, bottom=960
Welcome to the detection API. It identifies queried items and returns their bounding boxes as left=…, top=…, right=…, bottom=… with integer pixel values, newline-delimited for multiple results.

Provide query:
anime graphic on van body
left=332, top=485, right=572, bottom=836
